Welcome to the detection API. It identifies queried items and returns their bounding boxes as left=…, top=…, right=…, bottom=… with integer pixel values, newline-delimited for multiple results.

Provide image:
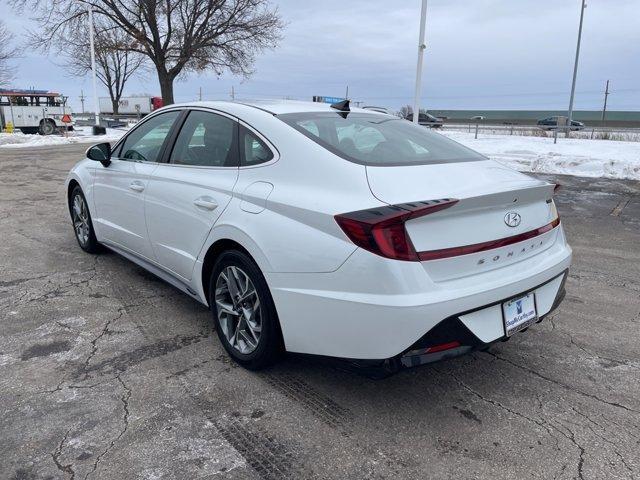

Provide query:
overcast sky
left=1, top=0, right=638, bottom=112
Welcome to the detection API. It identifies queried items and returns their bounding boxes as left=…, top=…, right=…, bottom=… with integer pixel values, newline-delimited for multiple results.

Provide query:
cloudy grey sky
left=1, top=0, right=638, bottom=112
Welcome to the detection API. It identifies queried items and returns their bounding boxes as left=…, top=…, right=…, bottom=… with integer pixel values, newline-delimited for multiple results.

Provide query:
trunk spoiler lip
left=417, top=218, right=560, bottom=262
left=441, top=182, right=555, bottom=205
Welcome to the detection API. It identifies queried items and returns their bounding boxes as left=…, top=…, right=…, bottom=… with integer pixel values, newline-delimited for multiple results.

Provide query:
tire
left=209, top=250, right=283, bottom=369
left=38, top=119, right=56, bottom=136
left=69, top=186, right=100, bottom=253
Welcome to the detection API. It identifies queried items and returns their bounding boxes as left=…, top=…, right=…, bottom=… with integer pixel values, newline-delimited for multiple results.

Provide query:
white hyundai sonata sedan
left=66, top=100, right=571, bottom=372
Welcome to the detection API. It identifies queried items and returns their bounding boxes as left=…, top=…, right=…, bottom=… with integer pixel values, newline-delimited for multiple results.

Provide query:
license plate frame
left=502, top=292, right=538, bottom=337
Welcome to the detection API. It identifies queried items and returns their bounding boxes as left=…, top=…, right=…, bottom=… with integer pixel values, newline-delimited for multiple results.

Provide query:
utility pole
left=230, top=86, right=235, bottom=100
left=566, top=0, right=586, bottom=135
left=601, top=80, right=610, bottom=125
left=87, top=4, right=100, bottom=128
left=199, top=86, right=202, bottom=101
left=79, top=89, right=86, bottom=113
left=345, top=85, right=349, bottom=99
left=412, top=0, right=428, bottom=123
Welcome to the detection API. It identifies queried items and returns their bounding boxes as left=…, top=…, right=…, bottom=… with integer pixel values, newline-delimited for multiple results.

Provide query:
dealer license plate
left=503, top=293, right=537, bottom=336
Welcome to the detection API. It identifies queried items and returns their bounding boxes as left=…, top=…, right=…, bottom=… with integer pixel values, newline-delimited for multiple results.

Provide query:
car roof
left=167, top=99, right=389, bottom=116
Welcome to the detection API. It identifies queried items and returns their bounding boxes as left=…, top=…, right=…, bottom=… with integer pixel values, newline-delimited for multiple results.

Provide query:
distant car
left=404, top=112, right=443, bottom=128
left=537, top=117, right=584, bottom=131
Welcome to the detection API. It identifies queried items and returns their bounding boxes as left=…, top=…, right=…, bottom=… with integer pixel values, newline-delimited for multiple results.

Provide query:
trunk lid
left=366, top=160, right=560, bottom=281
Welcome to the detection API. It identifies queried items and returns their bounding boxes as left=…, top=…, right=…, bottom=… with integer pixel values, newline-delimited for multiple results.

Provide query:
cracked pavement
left=1, top=144, right=639, bottom=479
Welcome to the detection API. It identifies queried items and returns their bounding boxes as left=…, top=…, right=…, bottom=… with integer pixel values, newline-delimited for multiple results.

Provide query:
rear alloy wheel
left=216, top=266, right=262, bottom=354
left=69, top=186, right=100, bottom=253
left=210, top=250, right=282, bottom=369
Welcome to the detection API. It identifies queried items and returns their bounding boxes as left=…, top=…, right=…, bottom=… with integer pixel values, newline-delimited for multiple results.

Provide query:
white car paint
left=92, top=158, right=158, bottom=260
left=66, top=100, right=572, bottom=362
left=145, top=162, right=238, bottom=281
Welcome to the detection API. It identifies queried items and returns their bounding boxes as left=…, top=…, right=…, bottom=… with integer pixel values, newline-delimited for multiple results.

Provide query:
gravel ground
left=1, top=144, right=639, bottom=480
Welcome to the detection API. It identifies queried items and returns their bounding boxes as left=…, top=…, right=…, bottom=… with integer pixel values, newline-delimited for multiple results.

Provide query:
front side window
left=119, top=111, right=180, bottom=162
left=240, top=128, right=274, bottom=166
left=170, top=111, right=238, bottom=167
left=278, top=112, right=485, bottom=166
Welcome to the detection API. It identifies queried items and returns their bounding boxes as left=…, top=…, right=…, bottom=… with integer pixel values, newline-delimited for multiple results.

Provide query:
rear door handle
left=193, top=197, right=218, bottom=211
left=129, top=181, right=145, bottom=192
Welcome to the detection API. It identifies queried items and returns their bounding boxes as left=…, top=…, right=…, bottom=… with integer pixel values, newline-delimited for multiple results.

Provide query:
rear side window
left=118, top=111, right=180, bottom=162
left=170, top=110, right=239, bottom=167
left=240, top=127, right=274, bottom=166
left=299, top=120, right=320, bottom=137
left=278, top=112, right=485, bottom=166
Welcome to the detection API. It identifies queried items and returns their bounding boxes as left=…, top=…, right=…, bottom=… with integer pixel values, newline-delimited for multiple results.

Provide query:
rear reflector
left=418, top=217, right=561, bottom=261
left=335, top=199, right=458, bottom=261
left=425, top=341, right=461, bottom=353
left=404, top=340, right=462, bottom=358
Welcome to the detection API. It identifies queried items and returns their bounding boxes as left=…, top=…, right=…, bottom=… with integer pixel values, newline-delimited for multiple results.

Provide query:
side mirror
left=86, top=142, right=111, bottom=167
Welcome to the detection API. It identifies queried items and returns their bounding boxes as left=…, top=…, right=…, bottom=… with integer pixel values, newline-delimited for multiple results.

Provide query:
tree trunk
left=111, top=98, right=119, bottom=115
left=157, top=68, right=175, bottom=105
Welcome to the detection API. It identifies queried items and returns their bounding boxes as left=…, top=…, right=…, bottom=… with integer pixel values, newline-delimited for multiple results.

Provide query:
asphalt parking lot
left=1, top=143, right=639, bottom=480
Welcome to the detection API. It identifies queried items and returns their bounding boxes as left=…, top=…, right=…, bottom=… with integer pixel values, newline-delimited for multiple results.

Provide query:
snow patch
left=441, top=131, right=640, bottom=181
left=0, top=126, right=128, bottom=148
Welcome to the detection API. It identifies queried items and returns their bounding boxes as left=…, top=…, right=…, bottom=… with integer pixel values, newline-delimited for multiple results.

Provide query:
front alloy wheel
left=215, top=266, right=262, bottom=354
left=69, top=186, right=100, bottom=253
left=72, top=194, right=90, bottom=247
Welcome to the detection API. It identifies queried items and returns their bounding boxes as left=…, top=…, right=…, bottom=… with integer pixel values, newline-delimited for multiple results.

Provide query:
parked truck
left=0, top=89, right=74, bottom=135
left=98, top=96, right=163, bottom=116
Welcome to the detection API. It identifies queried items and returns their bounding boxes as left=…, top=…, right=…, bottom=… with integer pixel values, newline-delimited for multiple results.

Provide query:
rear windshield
left=278, top=112, right=485, bottom=166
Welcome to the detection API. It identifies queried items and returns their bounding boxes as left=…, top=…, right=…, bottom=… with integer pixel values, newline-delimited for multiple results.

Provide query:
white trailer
left=0, top=90, right=74, bottom=135
left=99, top=96, right=163, bottom=116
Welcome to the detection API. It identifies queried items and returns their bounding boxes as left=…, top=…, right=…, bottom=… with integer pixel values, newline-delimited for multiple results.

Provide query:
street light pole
left=87, top=4, right=100, bottom=127
left=412, top=0, right=428, bottom=123
left=567, top=0, right=586, bottom=131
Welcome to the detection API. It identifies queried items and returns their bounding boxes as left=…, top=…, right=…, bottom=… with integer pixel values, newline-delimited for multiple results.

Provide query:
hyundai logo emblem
left=504, top=212, right=521, bottom=227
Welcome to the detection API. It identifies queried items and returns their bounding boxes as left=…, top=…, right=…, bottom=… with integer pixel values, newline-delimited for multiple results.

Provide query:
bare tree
left=0, top=22, right=19, bottom=86
left=398, top=104, right=413, bottom=119
left=65, top=25, right=145, bottom=114
left=18, top=0, right=284, bottom=104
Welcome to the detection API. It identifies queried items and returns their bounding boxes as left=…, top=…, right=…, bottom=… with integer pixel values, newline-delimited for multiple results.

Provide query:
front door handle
left=193, top=197, right=218, bottom=211
left=129, top=181, right=145, bottom=192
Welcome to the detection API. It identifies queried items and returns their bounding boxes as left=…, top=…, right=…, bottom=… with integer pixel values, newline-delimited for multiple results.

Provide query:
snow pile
left=0, top=126, right=128, bottom=149
left=441, top=131, right=640, bottom=181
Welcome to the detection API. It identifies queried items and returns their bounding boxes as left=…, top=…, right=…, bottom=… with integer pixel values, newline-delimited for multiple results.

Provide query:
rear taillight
left=335, top=199, right=458, bottom=261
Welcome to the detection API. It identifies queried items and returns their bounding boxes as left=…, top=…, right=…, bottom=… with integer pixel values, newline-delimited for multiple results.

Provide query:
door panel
left=92, top=110, right=181, bottom=259
left=145, top=110, right=239, bottom=280
left=92, top=159, right=158, bottom=259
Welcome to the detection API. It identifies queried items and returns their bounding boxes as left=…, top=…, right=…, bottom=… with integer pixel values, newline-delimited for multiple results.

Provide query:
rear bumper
left=398, top=269, right=567, bottom=369
left=268, top=227, right=572, bottom=360
left=329, top=271, right=567, bottom=377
